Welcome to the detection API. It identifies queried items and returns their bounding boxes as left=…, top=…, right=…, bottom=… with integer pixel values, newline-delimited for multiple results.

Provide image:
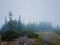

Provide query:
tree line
left=0, top=12, right=60, bottom=41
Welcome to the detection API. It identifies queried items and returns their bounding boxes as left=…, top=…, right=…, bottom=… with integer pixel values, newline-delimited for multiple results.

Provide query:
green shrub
left=27, top=31, right=39, bottom=38
left=1, top=30, right=19, bottom=41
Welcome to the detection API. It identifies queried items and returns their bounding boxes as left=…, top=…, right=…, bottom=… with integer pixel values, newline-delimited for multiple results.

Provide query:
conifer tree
left=16, top=15, right=23, bottom=33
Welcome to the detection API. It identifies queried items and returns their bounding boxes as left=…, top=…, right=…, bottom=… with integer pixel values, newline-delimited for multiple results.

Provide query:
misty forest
left=0, top=11, right=60, bottom=45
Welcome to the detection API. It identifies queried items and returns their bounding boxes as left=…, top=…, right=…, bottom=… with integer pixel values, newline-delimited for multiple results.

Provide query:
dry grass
left=1, top=32, right=60, bottom=45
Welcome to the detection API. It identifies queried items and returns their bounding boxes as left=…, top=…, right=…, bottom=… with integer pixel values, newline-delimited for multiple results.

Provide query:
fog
left=0, top=0, right=60, bottom=28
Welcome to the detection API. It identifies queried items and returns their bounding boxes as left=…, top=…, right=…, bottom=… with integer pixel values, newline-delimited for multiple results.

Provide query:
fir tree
left=16, top=15, right=23, bottom=33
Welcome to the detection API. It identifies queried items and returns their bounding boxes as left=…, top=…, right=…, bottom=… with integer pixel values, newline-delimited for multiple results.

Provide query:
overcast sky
left=0, top=0, right=60, bottom=28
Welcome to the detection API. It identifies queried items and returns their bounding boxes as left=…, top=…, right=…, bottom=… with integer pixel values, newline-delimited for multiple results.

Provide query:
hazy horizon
left=0, top=0, right=60, bottom=29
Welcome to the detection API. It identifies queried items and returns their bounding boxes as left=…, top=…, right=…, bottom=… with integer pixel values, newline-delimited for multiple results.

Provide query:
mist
left=0, top=0, right=60, bottom=28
